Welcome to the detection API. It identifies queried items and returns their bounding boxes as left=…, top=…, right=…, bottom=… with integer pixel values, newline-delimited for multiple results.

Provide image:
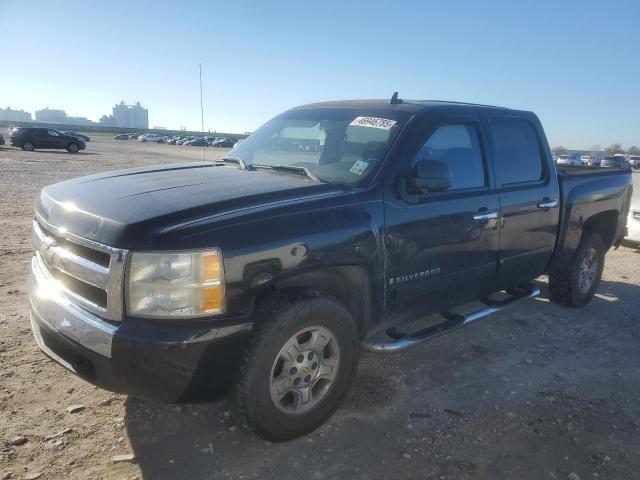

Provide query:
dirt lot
left=1, top=132, right=639, bottom=480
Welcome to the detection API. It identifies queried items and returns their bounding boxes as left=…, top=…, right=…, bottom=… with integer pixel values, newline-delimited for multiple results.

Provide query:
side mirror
left=411, top=160, right=452, bottom=193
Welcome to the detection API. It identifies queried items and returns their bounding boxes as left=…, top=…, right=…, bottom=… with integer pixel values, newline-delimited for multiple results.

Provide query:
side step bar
left=361, top=285, right=540, bottom=353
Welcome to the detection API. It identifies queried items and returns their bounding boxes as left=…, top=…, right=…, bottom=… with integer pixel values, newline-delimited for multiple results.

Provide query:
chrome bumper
left=30, top=254, right=117, bottom=359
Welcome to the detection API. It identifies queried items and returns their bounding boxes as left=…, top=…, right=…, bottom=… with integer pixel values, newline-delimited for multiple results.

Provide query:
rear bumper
left=30, top=255, right=252, bottom=402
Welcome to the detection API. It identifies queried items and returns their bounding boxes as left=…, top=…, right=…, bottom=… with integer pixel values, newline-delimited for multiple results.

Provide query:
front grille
left=50, top=268, right=108, bottom=308
left=40, top=225, right=111, bottom=268
left=33, top=217, right=127, bottom=320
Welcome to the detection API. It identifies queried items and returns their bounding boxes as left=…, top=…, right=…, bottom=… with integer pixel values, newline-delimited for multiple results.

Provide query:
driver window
left=47, top=130, right=60, bottom=136
left=412, top=124, right=486, bottom=190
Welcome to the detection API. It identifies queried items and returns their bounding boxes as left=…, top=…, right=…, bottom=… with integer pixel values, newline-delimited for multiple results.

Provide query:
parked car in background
left=588, top=157, right=602, bottom=166
left=626, top=200, right=640, bottom=244
left=10, top=127, right=85, bottom=153
left=211, top=138, right=237, bottom=148
left=556, top=154, right=581, bottom=166
left=114, top=134, right=130, bottom=140
left=601, top=156, right=629, bottom=168
left=128, top=133, right=139, bottom=139
left=177, top=136, right=196, bottom=145
left=0, top=133, right=4, bottom=146
left=627, top=156, right=640, bottom=169
left=185, top=137, right=209, bottom=147
left=580, top=155, right=592, bottom=165
left=63, top=131, right=90, bottom=142
left=138, top=133, right=165, bottom=143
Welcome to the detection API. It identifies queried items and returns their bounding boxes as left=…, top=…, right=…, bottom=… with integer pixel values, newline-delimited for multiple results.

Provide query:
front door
left=384, top=116, right=501, bottom=316
left=44, top=129, right=64, bottom=148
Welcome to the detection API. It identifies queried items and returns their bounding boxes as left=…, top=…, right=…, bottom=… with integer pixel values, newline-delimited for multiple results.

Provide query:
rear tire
left=235, top=292, right=359, bottom=441
left=22, top=142, right=34, bottom=151
left=549, top=232, right=605, bottom=308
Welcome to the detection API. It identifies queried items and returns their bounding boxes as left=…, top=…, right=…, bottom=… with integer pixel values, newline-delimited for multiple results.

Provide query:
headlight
left=127, top=249, right=224, bottom=318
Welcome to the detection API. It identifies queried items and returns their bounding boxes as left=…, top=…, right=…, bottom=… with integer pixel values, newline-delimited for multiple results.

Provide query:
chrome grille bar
left=32, top=216, right=128, bottom=320
left=33, top=221, right=109, bottom=289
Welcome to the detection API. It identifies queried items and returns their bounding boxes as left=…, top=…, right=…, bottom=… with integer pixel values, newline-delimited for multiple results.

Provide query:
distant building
left=112, top=101, right=148, bottom=129
left=35, top=107, right=68, bottom=123
left=0, top=107, right=32, bottom=122
left=66, top=116, right=94, bottom=126
left=34, top=108, right=99, bottom=126
left=99, top=114, right=115, bottom=126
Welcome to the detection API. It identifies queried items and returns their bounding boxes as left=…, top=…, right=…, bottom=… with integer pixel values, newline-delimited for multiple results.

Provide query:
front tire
left=67, top=143, right=79, bottom=153
left=549, top=232, right=605, bottom=308
left=235, top=292, right=359, bottom=441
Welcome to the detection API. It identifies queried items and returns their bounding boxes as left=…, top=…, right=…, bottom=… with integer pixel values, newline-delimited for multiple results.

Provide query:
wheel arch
left=252, top=265, right=374, bottom=337
left=582, top=210, right=619, bottom=250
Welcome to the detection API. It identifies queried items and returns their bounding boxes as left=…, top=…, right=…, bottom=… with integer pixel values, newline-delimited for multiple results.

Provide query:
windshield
left=226, top=108, right=410, bottom=185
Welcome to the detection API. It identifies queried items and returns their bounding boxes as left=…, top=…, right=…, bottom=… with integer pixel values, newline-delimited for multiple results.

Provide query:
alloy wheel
left=269, top=325, right=340, bottom=414
left=577, top=246, right=598, bottom=294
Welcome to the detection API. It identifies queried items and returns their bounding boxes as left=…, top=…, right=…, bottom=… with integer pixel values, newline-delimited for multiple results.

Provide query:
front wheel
left=235, top=292, right=359, bottom=441
left=549, top=232, right=605, bottom=308
left=67, top=143, right=79, bottom=153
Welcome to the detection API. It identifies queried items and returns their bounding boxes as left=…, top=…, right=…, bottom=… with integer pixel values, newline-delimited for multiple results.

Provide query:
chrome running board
left=361, top=285, right=540, bottom=353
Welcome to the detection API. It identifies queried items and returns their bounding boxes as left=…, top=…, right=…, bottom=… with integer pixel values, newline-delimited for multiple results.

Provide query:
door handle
left=537, top=198, right=558, bottom=209
left=473, top=210, right=499, bottom=221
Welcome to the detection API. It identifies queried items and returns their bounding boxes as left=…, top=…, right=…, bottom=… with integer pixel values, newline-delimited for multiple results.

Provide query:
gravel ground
left=1, top=132, right=639, bottom=480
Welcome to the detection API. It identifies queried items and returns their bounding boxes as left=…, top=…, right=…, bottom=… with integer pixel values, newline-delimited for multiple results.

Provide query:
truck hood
left=35, top=162, right=335, bottom=249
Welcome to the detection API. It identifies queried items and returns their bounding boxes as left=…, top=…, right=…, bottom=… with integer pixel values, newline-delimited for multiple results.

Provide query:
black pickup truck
left=30, top=96, right=632, bottom=440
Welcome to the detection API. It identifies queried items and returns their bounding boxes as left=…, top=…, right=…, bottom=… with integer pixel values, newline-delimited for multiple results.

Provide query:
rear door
left=31, top=129, right=49, bottom=148
left=383, top=114, right=501, bottom=314
left=486, top=115, right=560, bottom=287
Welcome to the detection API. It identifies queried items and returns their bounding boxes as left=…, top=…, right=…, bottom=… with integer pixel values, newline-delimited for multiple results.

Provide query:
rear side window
left=412, top=124, right=486, bottom=190
left=489, top=116, right=543, bottom=185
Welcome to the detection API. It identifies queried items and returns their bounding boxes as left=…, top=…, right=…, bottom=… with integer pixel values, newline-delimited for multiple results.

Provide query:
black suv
left=10, top=127, right=86, bottom=153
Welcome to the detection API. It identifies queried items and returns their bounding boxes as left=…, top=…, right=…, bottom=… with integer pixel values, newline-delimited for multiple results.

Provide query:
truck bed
left=556, top=164, right=632, bottom=178
left=547, top=165, right=633, bottom=273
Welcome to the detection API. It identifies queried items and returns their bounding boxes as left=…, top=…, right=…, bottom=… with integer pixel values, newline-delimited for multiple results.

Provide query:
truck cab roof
left=294, top=98, right=530, bottom=116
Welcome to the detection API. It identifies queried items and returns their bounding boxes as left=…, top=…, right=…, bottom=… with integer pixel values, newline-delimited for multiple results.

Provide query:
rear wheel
left=235, top=292, right=359, bottom=441
left=549, top=232, right=605, bottom=308
left=22, top=142, right=34, bottom=151
left=67, top=143, right=79, bottom=153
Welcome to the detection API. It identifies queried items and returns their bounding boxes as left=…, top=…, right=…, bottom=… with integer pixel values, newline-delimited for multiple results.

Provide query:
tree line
left=552, top=144, right=640, bottom=156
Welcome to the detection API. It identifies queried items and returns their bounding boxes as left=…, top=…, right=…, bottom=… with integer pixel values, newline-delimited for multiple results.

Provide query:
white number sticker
left=350, top=116, right=397, bottom=130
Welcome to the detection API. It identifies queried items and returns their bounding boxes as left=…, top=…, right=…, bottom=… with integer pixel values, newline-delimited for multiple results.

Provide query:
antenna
left=389, top=91, right=403, bottom=104
left=199, top=63, right=205, bottom=161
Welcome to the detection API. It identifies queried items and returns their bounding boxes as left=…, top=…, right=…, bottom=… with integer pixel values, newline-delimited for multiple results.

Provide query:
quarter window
left=489, top=117, right=543, bottom=185
left=412, top=124, right=486, bottom=190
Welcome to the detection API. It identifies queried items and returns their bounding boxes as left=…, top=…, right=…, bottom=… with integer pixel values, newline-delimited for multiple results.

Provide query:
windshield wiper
left=216, top=156, right=247, bottom=170
left=250, top=164, right=320, bottom=182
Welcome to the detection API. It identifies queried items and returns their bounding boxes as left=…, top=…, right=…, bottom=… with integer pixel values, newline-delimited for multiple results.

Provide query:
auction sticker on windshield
left=350, top=160, right=370, bottom=175
left=350, top=116, right=397, bottom=130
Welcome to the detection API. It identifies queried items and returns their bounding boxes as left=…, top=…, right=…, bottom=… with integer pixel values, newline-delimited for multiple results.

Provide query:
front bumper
left=30, top=255, right=252, bottom=401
